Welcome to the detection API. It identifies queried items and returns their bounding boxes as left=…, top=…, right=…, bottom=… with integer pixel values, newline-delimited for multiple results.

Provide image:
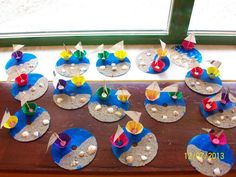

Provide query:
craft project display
left=1, top=103, right=50, bottom=142
left=200, top=90, right=236, bottom=128
left=185, top=60, right=222, bottom=95
left=110, top=111, right=158, bottom=166
left=169, top=34, right=202, bottom=68
left=95, top=42, right=131, bottom=77
left=88, top=83, right=130, bottom=122
left=11, top=73, right=48, bottom=101
left=144, top=82, right=186, bottom=123
left=55, top=42, right=90, bottom=77
left=186, top=129, right=234, bottom=176
left=136, top=40, right=170, bottom=74
left=5, top=44, right=38, bottom=80
left=47, top=128, right=97, bottom=170
left=53, top=72, right=92, bottom=109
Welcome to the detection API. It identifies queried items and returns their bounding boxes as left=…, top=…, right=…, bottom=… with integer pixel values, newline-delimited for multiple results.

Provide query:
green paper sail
left=168, top=92, right=183, bottom=99
left=74, top=50, right=87, bottom=59
left=98, top=51, right=110, bottom=60
left=96, top=87, right=111, bottom=101
left=21, top=102, right=38, bottom=116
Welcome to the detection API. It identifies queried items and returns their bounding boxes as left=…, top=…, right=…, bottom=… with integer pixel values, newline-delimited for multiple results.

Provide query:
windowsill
left=0, top=45, right=236, bottom=81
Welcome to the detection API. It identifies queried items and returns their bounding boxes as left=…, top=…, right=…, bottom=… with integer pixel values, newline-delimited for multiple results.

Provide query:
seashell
left=231, top=116, right=236, bottom=121
left=121, top=65, right=128, bottom=70
left=71, top=160, right=79, bottom=167
left=215, top=120, right=221, bottom=125
left=220, top=116, right=225, bottom=120
left=42, top=119, right=50, bottom=125
left=79, top=151, right=85, bottom=157
left=112, top=66, right=117, bottom=71
left=126, top=156, right=134, bottom=163
left=33, top=131, right=39, bottom=137
left=111, top=63, right=116, bottom=67
left=80, top=67, right=87, bottom=72
left=56, top=97, right=63, bottom=103
left=196, top=155, right=203, bottom=163
left=70, top=66, right=75, bottom=70
left=173, top=110, right=179, bottom=116
left=95, top=104, right=102, bottom=111
left=190, top=82, right=195, bottom=87
left=107, top=107, right=114, bottom=114
left=61, top=69, right=66, bottom=73
left=99, top=65, right=106, bottom=70
left=87, top=145, right=97, bottom=155
left=71, top=96, right=76, bottom=100
left=196, top=82, right=200, bottom=85
left=115, top=111, right=122, bottom=117
left=80, top=97, right=87, bottom=103
left=162, top=115, right=168, bottom=119
left=141, top=155, right=148, bottom=161
left=31, top=86, right=36, bottom=92
left=206, top=86, right=214, bottom=93
left=71, top=63, right=75, bottom=66
left=231, top=109, right=235, bottom=113
left=22, top=131, right=29, bottom=137
left=39, top=83, right=44, bottom=88
left=151, top=107, right=157, bottom=112
left=126, top=121, right=143, bottom=135
left=145, top=146, right=151, bottom=151
left=213, top=168, right=221, bottom=176
left=146, top=52, right=151, bottom=56
left=139, top=61, right=146, bottom=66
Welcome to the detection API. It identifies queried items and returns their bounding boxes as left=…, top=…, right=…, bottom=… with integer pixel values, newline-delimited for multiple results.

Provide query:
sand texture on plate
left=56, top=63, right=89, bottom=77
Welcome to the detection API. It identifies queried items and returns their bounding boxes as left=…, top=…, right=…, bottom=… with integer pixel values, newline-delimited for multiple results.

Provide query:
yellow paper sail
left=145, top=81, right=160, bottom=101
left=113, top=125, right=124, bottom=143
left=75, top=42, right=83, bottom=51
left=208, top=92, right=222, bottom=102
left=46, top=132, right=59, bottom=152
left=12, top=44, right=24, bottom=52
left=125, top=111, right=141, bottom=123
left=116, top=89, right=131, bottom=102
left=162, top=84, right=178, bottom=92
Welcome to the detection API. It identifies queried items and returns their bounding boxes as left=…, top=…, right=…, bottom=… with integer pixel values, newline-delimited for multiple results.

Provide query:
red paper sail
left=15, top=73, right=28, bottom=87
left=182, top=34, right=196, bottom=50
left=202, top=97, right=218, bottom=112
left=209, top=131, right=227, bottom=145
left=191, top=67, right=203, bottom=79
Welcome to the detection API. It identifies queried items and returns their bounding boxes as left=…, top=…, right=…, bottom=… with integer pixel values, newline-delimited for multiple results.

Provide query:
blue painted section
left=186, top=69, right=222, bottom=86
left=188, top=134, right=234, bottom=165
left=51, top=128, right=93, bottom=164
left=147, top=55, right=170, bottom=74
left=96, top=53, right=130, bottom=67
left=56, top=54, right=90, bottom=67
left=112, top=128, right=151, bottom=159
left=11, top=73, right=44, bottom=97
left=5, top=53, right=37, bottom=70
left=53, top=81, right=92, bottom=96
left=9, top=107, right=46, bottom=137
left=200, top=100, right=235, bottom=119
left=144, top=92, right=186, bottom=107
left=175, top=45, right=202, bottom=63
left=90, top=89, right=129, bottom=110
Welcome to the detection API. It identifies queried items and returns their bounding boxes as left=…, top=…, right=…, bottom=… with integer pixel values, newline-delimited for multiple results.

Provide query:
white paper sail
left=12, top=44, right=24, bottom=52
left=208, top=92, right=222, bottom=102
left=202, top=128, right=212, bottom=133
left=20, top=92, right=31, bottom=107
left=160, top=39, right=166, bottom=51
left=46, top=132, right=59, bottom=152
left=208, top=60, right=222, bottom=68
left=52, top=71, right=59, bottom=89
left=162, top=84, right=178, bottom=92
left=0, top=109, right=10, bottom=128
left=188, top=58, right=200, bottom=69
left=110, top=41, right=124, bottom=51
left=125, top=111, right=141, bottom=123
left=115, top=89, right=131, bottom=97
left=113, top=125, right=124, bottom=143
left=229, top=92, right=236, bottom=103
left=74, top=42, right=83, bottom=51
left=93, top=44, right=104, bottom=53
left=146, top=81, right=160, bottom=92
left=184, top=33, right=196, bottom=43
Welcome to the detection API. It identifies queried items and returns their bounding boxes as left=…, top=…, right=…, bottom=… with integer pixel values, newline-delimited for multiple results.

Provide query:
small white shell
left=121, top=65, right=128, bottom=70
left=71, top=63, right=75, bottom=66
left=126, top=156, right=134, bottom=163
left=79, top=151, right=85, bottom=157
left=33, top=131, right=39, bottom=137
left=99, top=65, right=106, bottom=70
left=80, top=67, right=87, bottom=72
left=42, top=119, right=50, bottom=125
left=80, top=97, right=87, bottom=103
left=206, top=86, right=214, bottom=93
left=71, top=96, right=76, bottom=100
left=115, top=111, right=122, bottom=117
left=213, top=168, right=221, bottom=176
left=22, top=131, right=29, bottom=137
left=173, top=110, right=179, bottom=116
left=61, top=69, right=66, bottom=73
left=151, top=107, right=157, bottom=112
left=231, top=116, right=236, bottom=121
left=190, top=82, right=195, bottom=87
left=215, top=120, right=221, bottom=125
left=39, top=83, right=44, bottom=88
left=95, top=104, right=102, bottom=111
left=162, top=115, right=168, bottom=119
left=231, top=109, right=235, bottom=113
left=112, top=66, right=117, bottom=71
left=196, top=82, right=200, bottom=85
left=111, top=63, right=116, bottom=67
left=70, top=66, right=75, bottom=70
left=107, top=107, right=114, bottom=114
left=220, top=116, right=225, bottom=120
left=56, top=97, right=63, bottom=103
left=146, top=52, right=151, bottom=56
left=141, top=155, right=148, bottom=161
left=139, top=61, right=146, bottom=66
left=71, top=160, right=79, bottom=167
left=87, top=145, right=97, bottom=155
left=145, top=146, right=151, bottom=151
left=31, top=86, right=36, bottom=92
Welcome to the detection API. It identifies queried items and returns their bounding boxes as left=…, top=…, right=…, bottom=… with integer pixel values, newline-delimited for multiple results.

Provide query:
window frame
left=0, top=0, right=235, bottom=46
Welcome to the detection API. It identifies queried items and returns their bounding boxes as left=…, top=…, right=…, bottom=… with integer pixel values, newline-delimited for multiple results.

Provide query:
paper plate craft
left=1, top=103, right=50, bottom=142
left=96, top=42, right=131, bottom=77
left=136, top=40, right=170, bottom=74
left=11, top=73, right=48, bottom=101
left=47, top=128, right=97, bottom=170
left=52, top=72, right=92, bottom=109
left=200, top=90, right=236, bottom=129
left=185, top=60, right=222, bottom=95
left=186, top=128, right=234, bottom=176
left=55, top=42, right=90, bottom=77
left=144, top=82, right=186, bottom=123
left=169, top=34, right=202, bottom=68
left=5, top=44, right=38, bottom=80
left=110, top=111, right=158, bottom=167
left=88, top=82, right=130, bottom=122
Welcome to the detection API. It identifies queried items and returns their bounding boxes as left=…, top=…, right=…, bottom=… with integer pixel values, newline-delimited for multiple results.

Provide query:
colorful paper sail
left=96, top=86, right=111, bottom=101
left=21, top=102, right=38, bottom=116
left=209, top=130, right=227, bottom=145
left=182, top=33, right=196, bottom=50
left=145, top=82, right=160, bottom=101
left=191, top=67, right=203, bottom=79
left=202, top=97, right=218, bottom=112
left=116, top=89, right=131, bottom=103
left=125, top=111, right=141, bottom=123
left=1, top=109, right=18, bottom=129
left=60, top=43, right=72, bottom=60
left=157, top=40, right=167, bottom=57
left=110, top=125, right=128, bottom=148
left=71, top=75, right=85, bottom=87
left=207, top=66, right=220, bottom=79
left=15, top=73, right=28, bottom=87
